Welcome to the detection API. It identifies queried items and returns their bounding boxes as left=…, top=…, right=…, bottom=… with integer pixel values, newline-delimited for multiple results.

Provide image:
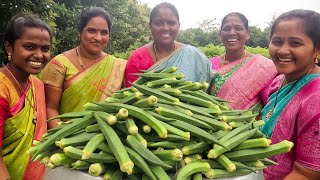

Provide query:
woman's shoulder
left=131, top=45, right=149, bottom=56
left=182, top=44, right=208, bottom=59
left=0, top=72, right=13, bottom=100
left=268, top=74, right=283, bottom=94
left=251, top=54, right=277, bottom=72
left=182, top=44, right=202, bottom=52
left=30, top=75, right=44, bottom=86
left=209, top=56, right=221, bottom=70
left=128, top=45, right=152, bottom=63
left=107, top=55, right=127, bottom=67
left=48, top=53, right=70, bottom=65
left=0, top=72, right=9, bottom=87
left=300, top=75, right=320, bottom=97
left=45, top=53, right=74, bottom=71
left=209, top=56, right=220, bottom=62
left=252, top=54, right=273, bottom=64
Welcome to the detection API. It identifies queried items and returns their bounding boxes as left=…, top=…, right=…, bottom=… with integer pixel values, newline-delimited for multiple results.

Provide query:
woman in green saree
left=41, top=7, right=126, bottom=129
left=0, top=13, right=52, bottom=180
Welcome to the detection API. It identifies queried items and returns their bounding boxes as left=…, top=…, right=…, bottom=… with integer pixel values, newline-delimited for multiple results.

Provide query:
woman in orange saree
left=0, top=13, right=52, bottom=180
left=41, top=7, right=126, bottom=129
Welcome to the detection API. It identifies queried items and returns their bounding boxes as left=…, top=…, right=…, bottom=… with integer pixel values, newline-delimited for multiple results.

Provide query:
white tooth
left=29, top=61, right=42, bottom=66
left=228, top=39, right=237, bottom=42
left=279, top=58, right=292, bottom=62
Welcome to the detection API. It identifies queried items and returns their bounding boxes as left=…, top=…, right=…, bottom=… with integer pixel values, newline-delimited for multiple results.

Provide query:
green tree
left=199, top=44, right=225, bottom=59
left=200, top=44, right=270, bottom=59
left=52, top=0, right=150, bottom=55
left=0, top=0, right=151, bottom=65
left=178, top=28, right=220, bottom=47
left=0, top=0, right=59, bottom=64
left=247, top=26, right=269, bottom=48
left=198, top=19, right=218, bottom=33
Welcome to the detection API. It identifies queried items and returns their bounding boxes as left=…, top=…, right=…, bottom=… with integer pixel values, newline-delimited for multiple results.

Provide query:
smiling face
left=220, top=15, right=249, bottom=53
left=150, top=7, right=180, bottom=46
left=5, top=27, right=51, bottom=75
left=79, top=16, right=110, bottom=55
left=269, top=18, right=318, bottom=81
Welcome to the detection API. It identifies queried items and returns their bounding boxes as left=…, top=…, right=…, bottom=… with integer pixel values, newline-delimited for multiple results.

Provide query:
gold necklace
left=265, top=65, right=314, bottom=121
left=221, top=51, right=247, bottom=66
left=75, top=47, right=85, bottom=69
left=5, top=66, right=37, bottom=123
left=153, top=42, right=176, bottom=61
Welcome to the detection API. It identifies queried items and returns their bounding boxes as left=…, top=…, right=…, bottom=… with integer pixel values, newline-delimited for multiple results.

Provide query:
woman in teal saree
left=125, top=2, right=212, bottom=87
left=260, top=9, right=320, bottom=180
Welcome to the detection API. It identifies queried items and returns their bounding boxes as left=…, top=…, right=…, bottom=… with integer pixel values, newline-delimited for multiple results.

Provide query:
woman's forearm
left=0, top=155, right=10, bottom=180
left=284, top=161, right=320, bottom=180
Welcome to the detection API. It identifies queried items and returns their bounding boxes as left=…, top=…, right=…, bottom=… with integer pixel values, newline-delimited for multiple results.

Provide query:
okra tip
left=120, top=161, right=134, bottom=175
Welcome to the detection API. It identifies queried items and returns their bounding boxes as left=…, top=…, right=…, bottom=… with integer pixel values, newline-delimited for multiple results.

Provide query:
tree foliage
left=0, top=0, right=58, bottom=64
left=1, top=0, right=274, bottom=65
left=178, top=28, right=221, bottom=47
left=247, top=26, right=270, bottom=48
left=0, top=0, right=150, bottom=65
left=178, top=19, right=272, bottom=50
left=199, top=44, right=270, bottom=59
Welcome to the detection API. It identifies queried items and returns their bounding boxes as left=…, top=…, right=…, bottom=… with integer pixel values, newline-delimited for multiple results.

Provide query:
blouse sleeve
left=296, top=91, right=320, bottom=172
left=125, top=51, right=142, bottom=87
left=0, top=97, right=10, bottom=147
left=41, top=58, right=66, bottom=89
left=210, top=56, right=221, bottom=71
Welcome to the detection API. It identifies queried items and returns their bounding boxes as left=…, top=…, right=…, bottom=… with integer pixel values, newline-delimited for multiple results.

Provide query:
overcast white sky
left=139, top=0, right=320, bottom=30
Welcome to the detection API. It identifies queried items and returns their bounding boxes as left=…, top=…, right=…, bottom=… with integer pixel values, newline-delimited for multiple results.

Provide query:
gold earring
left=8, top=54, right=11, bottom=61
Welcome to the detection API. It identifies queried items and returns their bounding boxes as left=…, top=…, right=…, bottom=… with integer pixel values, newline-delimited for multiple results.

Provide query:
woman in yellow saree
left=41, top=7, right=126, bottom=129
left=0, top=13, right=52, bottom=180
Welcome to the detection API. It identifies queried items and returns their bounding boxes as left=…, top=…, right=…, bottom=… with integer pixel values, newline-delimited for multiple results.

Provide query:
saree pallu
left=59, top=55, right=126, bottom=114
left=209, top=54, right=277, bottom=110
left=261, top=74, right=320, bottom=180
left=125, top=44, right=212, bottom=87
left=2, top=76, right=47, bottom=180
left=149, top=45, right=212, bottom=83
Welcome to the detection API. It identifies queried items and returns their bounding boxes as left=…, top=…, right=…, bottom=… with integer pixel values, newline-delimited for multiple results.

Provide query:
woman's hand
left=284, top=161, right=320, bottom=180
left=44, top=84, right=63, bottom=129
left=0, top=152, right=10, bottom=180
